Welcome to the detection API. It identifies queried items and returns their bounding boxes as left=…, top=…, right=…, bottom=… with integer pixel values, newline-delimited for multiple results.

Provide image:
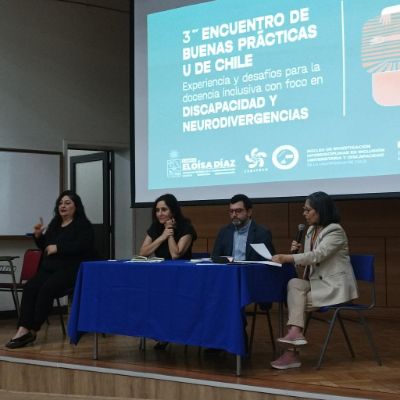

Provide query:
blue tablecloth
left=68, top=260, right=296, bottom=356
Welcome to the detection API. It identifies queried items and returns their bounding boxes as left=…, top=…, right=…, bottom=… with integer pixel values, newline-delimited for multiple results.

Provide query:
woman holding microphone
left=270, top=191, right=358, bottom=369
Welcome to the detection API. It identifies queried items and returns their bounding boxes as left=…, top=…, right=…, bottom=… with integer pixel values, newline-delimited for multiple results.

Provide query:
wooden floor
left=0, top=390, right=142, bottom=400
left=0, top=310, right=399, bottom=400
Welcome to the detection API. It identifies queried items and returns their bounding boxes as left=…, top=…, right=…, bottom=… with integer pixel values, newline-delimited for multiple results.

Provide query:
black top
left=34, top=218, right=95, bottom=272
left=147, top=219, right=197, bottom=260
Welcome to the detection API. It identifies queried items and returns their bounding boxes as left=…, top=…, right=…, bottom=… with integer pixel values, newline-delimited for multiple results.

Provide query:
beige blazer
left=292, top=223, right=358, bottom=307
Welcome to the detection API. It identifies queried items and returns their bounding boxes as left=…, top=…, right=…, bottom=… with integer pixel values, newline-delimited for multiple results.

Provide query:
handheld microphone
left=291, top=224, right=305, bottom=254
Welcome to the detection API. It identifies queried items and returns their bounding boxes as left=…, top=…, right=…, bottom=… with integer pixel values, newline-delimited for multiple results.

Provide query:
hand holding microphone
left=272, top=224, right=306, bottom=264
left=291, top=224, right=305, bottom=254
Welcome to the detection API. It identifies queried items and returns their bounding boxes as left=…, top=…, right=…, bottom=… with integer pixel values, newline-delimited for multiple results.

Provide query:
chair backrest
left=20, top=249, right=42, bottom=282
left=349, top=254, right=375, bottom=283
left=350, top=254, right=376, bottom=309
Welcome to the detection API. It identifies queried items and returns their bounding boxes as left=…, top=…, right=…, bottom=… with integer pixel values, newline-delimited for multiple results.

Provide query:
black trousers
left=18, top=267, right=78, bottom=331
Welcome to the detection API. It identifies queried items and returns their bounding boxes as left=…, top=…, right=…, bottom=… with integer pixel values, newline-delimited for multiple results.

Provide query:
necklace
left=61, top=219, right=73, bottom=227
left=310, top=226, right=322, bottom=250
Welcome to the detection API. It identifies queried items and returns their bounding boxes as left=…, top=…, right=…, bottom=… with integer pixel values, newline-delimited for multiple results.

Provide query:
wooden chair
left=304, top=254, right=382, bottom=369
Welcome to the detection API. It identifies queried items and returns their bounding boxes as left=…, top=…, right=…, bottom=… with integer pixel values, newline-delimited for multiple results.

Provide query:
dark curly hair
left=47, top=190, right=90, bottom=231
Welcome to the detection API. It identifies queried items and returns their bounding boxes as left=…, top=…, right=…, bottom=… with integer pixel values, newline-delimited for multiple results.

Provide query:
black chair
left=54, top=288, right=74, bottom=335
left=304, top=254, right=382, bottom=369
left=247, top=302, right=276, bottom=356
left=54, top=252, right=104, bottom=335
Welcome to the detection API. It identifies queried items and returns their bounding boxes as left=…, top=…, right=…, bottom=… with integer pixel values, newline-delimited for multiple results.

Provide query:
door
left=70, top=151, right=114, bottom=259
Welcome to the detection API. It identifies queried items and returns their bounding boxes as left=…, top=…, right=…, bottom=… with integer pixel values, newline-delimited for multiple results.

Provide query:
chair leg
left=358, top=313, right=382, bottom=366
left=337, top=313, right=355, bottom=358
left=303, top=312, right=312, bottom=335
left=56, top=298, right=66, bottom=336
left=248, top=303, right=257, bottom=356
left=316, top=309, right=340, bottom=370
left=265, top=310, right=276, bottom=355
left=11, top=290, right=20, bottom=319
left=139, top=337, right=146, bottom=351
left=248, top=304, right=276, bottom=357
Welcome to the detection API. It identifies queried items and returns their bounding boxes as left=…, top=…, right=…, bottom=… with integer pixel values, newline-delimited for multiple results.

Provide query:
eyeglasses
left=303, top=207, right=314, bottom=213
left=229, top=208, right=245, bottom=215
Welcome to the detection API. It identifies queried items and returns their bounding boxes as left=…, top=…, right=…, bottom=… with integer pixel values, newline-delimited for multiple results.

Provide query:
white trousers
left=286, top=278, right=317, bottom=329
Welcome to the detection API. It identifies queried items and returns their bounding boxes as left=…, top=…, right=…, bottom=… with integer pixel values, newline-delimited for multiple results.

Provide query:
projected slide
left=140, top=0, right=400, bottom=202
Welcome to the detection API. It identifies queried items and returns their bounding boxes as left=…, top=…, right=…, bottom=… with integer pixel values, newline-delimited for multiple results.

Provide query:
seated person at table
left=139, top=193, right=197, bottom=350
left=6, top=190, right=95, bottom=349
left=209, top=194, right=276, bottom=353
left=212, top=194, right=275, bottom=261
left=139, top=193, right=197, bottom=260
left=270, top=191, right=358, bottom=370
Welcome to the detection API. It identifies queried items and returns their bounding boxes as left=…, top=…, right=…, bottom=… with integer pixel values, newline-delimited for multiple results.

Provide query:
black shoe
left=5, top=332, right=36, bottom=349
left=154, top=341, right=169, bottom=350
left=203, top=347, right=224, bottom=354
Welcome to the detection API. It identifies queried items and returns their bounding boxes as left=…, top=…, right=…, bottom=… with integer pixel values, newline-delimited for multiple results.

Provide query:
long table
left=68, top=260, right=296, bottom=375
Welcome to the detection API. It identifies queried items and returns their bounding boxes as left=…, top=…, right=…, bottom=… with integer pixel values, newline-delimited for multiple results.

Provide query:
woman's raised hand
left=33, top=217, right=47, bottom=238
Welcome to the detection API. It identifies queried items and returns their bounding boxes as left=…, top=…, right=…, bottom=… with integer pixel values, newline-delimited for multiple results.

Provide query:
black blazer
left=212, top=220, right=275, bottom=261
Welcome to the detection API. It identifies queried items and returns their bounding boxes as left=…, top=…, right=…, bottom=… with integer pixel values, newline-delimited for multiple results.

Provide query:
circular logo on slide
left=272, top=145, right=299, bottom=170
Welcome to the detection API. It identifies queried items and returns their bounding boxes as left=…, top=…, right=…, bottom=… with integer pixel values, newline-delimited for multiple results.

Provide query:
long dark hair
left=47, top=190, right=90, bottom=230
left=307, top=191, right=340, bottom=226
left=151, top=193, right=188, bottom=226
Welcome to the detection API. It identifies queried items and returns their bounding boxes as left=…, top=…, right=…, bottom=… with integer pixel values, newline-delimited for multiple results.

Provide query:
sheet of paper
left=250, top=243, right=273, bottom=260
left=194, top=263, right=222, bottom=266
left=234, top=260, right=282, bottom=267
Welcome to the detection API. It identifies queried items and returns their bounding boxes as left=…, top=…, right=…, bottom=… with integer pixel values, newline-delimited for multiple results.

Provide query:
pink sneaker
left=271, top=351, right=301, bottom=370
left=277, top=333, right=307, bottom=346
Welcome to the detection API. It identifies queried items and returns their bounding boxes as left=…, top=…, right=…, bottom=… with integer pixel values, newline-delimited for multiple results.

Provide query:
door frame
left=69, top=150, right=115, bottom=259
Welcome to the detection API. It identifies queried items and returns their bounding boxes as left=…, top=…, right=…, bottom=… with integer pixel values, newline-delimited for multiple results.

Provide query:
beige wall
left=0, top=0, right=132, bottom=310
left=0, top=0, right=129, bottom=151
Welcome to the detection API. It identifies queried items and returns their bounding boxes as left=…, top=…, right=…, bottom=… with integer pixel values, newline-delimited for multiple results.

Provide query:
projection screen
left=132, top=0, right=400, bottom=205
